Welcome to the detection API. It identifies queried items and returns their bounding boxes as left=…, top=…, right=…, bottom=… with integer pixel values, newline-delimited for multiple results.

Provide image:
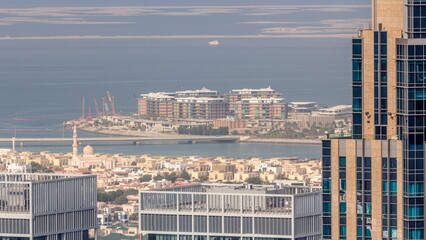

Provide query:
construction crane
left=81, top=96, right=85, bottom=120
left=102, top=96, right=108, bottom=116
left=102, top=91, right=117, bottom=116
left=94, top=97, right=101, bottom=117
left=87, top=107, right=92, bottom=120
left=106, top=91, right=117, bottom=116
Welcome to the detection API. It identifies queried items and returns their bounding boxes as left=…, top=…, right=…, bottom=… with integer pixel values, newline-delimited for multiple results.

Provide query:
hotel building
left=323, top=0, right=426, bottom=239
left=0, top=173, right=97, bottom=240
left=139, top=184, right=322, bottom=240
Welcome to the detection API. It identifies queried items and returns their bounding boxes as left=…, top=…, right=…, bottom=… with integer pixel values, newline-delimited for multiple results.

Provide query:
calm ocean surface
left=0, top=0, right=367, bottom=158
left=9, top=142, right=321, bottom=159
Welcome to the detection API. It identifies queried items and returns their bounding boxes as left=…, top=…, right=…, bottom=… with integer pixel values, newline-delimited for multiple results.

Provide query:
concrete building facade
left=0, top=173, right=97, bottom=240
left=139, top=184, right=322, bottom=240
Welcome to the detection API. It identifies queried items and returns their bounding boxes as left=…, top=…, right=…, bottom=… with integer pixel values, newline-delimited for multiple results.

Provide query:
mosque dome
left=83, top=145, right=94, bottom=155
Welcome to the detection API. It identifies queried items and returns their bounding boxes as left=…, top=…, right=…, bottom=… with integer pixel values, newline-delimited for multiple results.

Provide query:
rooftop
left=140, top=92, right=175, bottom=100
left=175, top=97, right=224, bottom=103
left=144, top=183, right=320, bottom=196
left=241, top=97, right=284, bottom=103
left=318, top=105, right=352, bottom=111
left=175, top=87, right=218, bottom=94
left=0, top=173, right=93, bottom=183
left=230, top=86, right=276, bottom=93
left=290, top=102, right=317, bottom=105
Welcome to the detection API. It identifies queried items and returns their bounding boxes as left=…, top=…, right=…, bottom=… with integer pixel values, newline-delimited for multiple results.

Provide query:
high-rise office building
left=323, top=1, right=426, bottom=239
left=139, top=184, right=322, bottom=240
left=0, top=173, right=97, bottom=240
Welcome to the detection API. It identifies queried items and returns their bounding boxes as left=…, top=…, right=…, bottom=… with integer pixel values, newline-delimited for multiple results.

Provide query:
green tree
left=153, top=174, right=164, bottom=181
left=245, top=176, right=263, bottom=184
left=165, top=172, right=177, bottom=182
left=97, top=190, right=111, bottom=202
left=198, top=175, right=209, bottom=182
left=139, top=175, right=152, bottom=182
left=276, top=174, right=288, bottom=180
left=129, top=213, right=138, bottom=221
left=30, top=162, right=51, bottom=173
left=113, top=196, right=128, bottom=205
left=218, top=127, right=229, bottom=135
left=123, top=189, right=138, bottom=195
left=179, top=170, right=191, bottom=180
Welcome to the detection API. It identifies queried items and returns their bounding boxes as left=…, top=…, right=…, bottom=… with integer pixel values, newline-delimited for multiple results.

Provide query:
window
left=340, top=203, right=347, bottom=213
left=407, top=206, right=424, bottom=220
left=323, top=179, right=331, bottom=191
left=339, top=157, right=346, bottom=167
left=323, top=202, right=331, bottom=213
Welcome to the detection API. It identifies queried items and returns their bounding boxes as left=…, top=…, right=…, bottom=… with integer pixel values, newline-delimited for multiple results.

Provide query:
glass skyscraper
left=323, top=0, right=426, bottom=239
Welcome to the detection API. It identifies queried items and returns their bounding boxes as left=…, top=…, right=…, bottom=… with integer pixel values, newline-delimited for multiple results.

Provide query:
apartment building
left=138, top=90, right=226, bottom=120
left=232, top=97, right=286, bottom=120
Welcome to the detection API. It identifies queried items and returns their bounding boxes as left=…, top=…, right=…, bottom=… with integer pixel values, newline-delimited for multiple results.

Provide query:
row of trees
left=30, top=162, right=53, bottom=173
left=178, top=125, right=228, bottom=135
left=97, top=189, right=139, bottom=204
left=259, top=122, right=335, bottom=138
left=138, top=171, right=192, bottom=183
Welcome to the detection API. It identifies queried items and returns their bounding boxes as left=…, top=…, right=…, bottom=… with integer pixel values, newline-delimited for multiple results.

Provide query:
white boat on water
left=208, top=40, right=219, bottom=46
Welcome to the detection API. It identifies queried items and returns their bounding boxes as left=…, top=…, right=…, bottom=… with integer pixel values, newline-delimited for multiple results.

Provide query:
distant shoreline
left=241, top=137, right=321, bottom=145
left=78, top=126, right=172, bottom=137
left=78, top=126, right=321, bottom=145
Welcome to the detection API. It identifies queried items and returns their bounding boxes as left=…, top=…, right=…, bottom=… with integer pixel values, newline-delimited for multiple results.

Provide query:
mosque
left=69, top=125, right=116, bottom=169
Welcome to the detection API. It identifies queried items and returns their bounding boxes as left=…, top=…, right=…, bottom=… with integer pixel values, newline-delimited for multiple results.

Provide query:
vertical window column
left=322, top=140, right=332, bottom=239
left=352, top=38, right=363, bottom=139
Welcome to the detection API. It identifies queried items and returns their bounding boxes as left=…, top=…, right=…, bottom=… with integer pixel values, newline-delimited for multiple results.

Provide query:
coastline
left=78, top=126, right=172, bottom=137
left=79, top=126, right=321, bottom=145
left=241, top=137, right=321, bottom=145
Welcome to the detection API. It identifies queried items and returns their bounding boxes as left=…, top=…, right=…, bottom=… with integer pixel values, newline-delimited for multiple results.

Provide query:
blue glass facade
left=352, top=31, right=390, bottom=140
left=396, top=41, right=426, bottom=239
left=322, top=140, right=331, bottom=239
left=407, top=0, right=426, bottom=38
left=374, top=31, right=388, bottom=140
left=381, top=157, right=398, bottom=239
left=352, top=38, right=363, bottom=139
left=326, top=1, right=426, bottom=239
